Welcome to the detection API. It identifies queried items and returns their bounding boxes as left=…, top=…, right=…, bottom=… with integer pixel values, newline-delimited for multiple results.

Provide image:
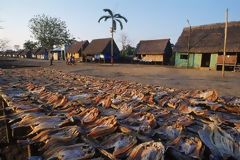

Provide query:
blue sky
left=0, top=0, right=240, bottom=49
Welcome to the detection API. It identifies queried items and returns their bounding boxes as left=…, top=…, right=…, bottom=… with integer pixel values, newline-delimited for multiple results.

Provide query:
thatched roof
left=83, top=38, right=118, bottom=55
left=136, top=39, right=170, bottom=54
left=16, top=50, right=24, bottom=56
left=32, top=48, right=41, bottom=55
left=35, top=48, right=48, bottom=55
left=19, top=49, right=30, bottom=56
left=66, top=40, right=89, bottom=54
left=174, top=21, right=240, bottom=53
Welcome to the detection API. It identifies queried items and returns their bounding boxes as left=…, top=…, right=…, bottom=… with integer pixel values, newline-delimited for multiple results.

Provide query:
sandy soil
left=1, top=57, right=240, bottom=96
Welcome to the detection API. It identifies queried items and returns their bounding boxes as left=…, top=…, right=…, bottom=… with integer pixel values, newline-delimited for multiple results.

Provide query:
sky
left=0, top=0, right=240, bottom=50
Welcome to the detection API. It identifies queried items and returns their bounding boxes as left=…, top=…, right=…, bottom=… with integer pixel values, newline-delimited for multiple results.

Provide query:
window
left=180, top=54, right=188, bottom=60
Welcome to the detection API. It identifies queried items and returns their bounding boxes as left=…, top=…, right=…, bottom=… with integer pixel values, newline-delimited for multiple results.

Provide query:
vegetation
left=121, top=45, right=135, bottom=57
left=98, top=9, right=127, bottom=64
left=0, top=39, right=9, bottom=51
left=29, top=14, right=72, bottom=51
left=23, top=40, right=38, bottom=51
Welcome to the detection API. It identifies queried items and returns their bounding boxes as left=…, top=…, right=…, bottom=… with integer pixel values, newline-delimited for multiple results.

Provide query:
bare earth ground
left=1, top=57, right=240, bottom=97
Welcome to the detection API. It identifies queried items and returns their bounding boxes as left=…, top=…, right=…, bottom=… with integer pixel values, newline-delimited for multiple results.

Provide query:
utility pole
left=187, top=19, right=191, bottom=68
left=222, top=9, right=228, bottom=77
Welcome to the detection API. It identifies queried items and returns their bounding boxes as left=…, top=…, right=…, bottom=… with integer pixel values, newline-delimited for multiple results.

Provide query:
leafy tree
left=0, top=39, right=9, bottom=51
left=98, top=9, right=127, bottom=64
left=23, top=40, right=38, bottom=51
left=29, top=14, right=71, bottom=51
left=121, top=45, right=135, bottom=57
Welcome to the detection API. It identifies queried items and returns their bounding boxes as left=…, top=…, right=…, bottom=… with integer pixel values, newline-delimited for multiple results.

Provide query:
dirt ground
left=1, top=57, right=240, bottom=96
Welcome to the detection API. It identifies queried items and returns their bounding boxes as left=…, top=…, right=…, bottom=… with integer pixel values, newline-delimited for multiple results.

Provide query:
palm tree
left=98, top=9, right=127, bottom=64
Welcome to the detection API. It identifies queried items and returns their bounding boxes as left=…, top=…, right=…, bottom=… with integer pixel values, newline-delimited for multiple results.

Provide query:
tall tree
left=0, top=39, right=9, bottom=51
left=23, top=40, right=38, bottom=51
left=98, top=9, right=127, bottom=64
left=120, top=33, right=131, bottom=51
left=122, top=45, right=135, bottom=57
left=29, top=14, right=71, bottom=53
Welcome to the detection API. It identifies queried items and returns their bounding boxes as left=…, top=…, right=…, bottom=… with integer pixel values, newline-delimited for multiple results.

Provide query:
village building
left=66, top=40, right=89, bottom=62
left=19, top=49, right=32, bottom=58
left=35, top=48, right=48, bottom=60
left=174, top=21, right=240, bottom=71
left=16, top=50, right=24, bottom=58
left=135, top=39, right=172, bottom=64
left=83, top=38, right=120, bottom=62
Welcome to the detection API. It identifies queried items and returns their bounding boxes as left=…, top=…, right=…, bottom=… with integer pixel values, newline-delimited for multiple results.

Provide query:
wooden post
left=187, top=19, right=191, bottom=68
left=111, top=26, right=114, bottom=65
left=222, top=9, right=228, bottom=77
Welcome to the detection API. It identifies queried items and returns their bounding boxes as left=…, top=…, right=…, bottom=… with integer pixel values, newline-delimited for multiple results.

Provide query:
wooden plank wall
left=217, top=55, right=237, bottom=64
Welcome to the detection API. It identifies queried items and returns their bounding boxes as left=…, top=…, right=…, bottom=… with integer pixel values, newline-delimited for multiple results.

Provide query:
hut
left=19, top=49, right=32, bottom=58
left=66, top=40, right=89, bottom=62
left=16, top=50, right=24, bottom=58
left=31, top=48, right=41, bottom=59
left=35, top=48, right=48, bottom=60
left=174, top=21, right=240, bottom=70
left=83, top=38, right=120, bottom=62
left=51, top=48, right=62, bottom=60
left=135, top=39, right=172, bottom=64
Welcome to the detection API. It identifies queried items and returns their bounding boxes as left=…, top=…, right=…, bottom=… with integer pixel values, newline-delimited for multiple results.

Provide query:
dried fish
left=198, top=123, right=240, bottom=159
left=100, top=133, right=137, bottom=157
left=127, top=141, right=165, bottom=160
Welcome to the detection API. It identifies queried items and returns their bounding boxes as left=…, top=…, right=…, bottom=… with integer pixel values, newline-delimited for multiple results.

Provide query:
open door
left=201, top=53, right=211, bottom=67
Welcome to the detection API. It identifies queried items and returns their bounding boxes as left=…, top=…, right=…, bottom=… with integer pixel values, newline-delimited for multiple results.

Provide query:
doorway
left=201, top=53, right=211, bottom=67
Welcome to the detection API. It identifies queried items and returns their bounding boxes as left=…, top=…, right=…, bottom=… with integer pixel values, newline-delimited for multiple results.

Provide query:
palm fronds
left=114, top=14, right=128, bottom=23
left=98, top=9, right=127, bottom=31
left=103, top=9, right=113, bottom=17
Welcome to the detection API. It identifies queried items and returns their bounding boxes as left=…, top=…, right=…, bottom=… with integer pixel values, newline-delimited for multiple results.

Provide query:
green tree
left=98, top=9, right=127, bottom=64
left=29, top=14, right=71, bottom=52
left=23, top=40, right=38, bottom=51
left=122, top=45, right=135, bottom=57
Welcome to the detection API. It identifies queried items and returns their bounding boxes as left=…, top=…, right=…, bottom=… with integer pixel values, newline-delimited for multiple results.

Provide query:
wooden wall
left=217, top=55, right=237, bottom=64
left=141, top=54, right=163, bottom=62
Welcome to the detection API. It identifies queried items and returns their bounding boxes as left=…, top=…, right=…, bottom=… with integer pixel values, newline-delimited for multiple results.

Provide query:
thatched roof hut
left=135, top=39, right=172, bottom=64
left=83, top=38, right=120, bottom=62
left=136, top=39, right=171, bottom=55
left=66, top=40, right=89, bottom=54
left=174, top=21, right=240, bottom=53
left=83, top=38, right=119, bottom=55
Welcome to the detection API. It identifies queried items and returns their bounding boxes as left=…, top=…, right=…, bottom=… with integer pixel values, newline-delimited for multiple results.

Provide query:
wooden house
left=35, top=48, right=48, bottom=60
left=32, top=48, right=42, bottom=59
left=51, top=48, right=62, bottom=60
left=66, top=40, right=89, bottom=62
left=19, top=49, right=32, bottom=58
left=174, top=21, right=240, bottom=70
left=16, top=50, right=24, bottom=58
left=135, top=39, right=172, bottom=64
left=83, top=38, right=120, bottom=62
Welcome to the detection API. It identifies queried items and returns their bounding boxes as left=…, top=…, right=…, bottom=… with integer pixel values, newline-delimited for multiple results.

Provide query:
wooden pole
left=187, top=19, right=191, bottom=68
left=222, top=9, right=228, bottom=77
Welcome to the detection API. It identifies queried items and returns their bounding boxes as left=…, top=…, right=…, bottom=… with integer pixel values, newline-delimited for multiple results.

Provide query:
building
left=174, top=21, right=240, bottom=70
left=19, top=49, right=32, bottom=58
left=35, top=48, right=48, bottom=60
left=66, top=40, right=89, bottom=62
left=135, top=39, right=172, bottom=64
left=83, top=38, right=120, bottom=62
left=16, top=50, right=24, bottom=58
